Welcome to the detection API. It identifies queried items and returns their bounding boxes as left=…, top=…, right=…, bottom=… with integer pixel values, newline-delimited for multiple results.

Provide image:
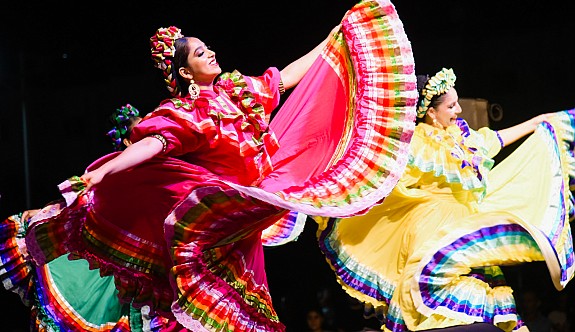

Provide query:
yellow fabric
left=404, top=123, right=501, bottom=203
left=317, top=114, right=575, bottom=331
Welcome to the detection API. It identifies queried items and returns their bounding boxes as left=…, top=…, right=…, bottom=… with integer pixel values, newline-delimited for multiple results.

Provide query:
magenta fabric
left=261, top=57, right=347, bottom=192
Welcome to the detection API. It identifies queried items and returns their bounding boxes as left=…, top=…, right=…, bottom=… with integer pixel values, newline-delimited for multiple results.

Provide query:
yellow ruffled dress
left=317, top=113, right=575, bottom=332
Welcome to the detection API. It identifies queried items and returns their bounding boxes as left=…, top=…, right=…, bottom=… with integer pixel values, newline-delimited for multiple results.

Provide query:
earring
left=188, top=79, right=200, bottom=100
left=432, top=118, right=441, bottom=129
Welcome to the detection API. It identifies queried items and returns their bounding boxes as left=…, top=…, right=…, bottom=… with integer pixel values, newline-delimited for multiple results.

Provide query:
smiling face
left=178, top=37, right=222, bottom=87
left=425, top=87, right=462, bottom=129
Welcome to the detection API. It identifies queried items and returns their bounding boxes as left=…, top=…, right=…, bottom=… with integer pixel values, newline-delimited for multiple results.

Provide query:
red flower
left=219, top=79, right=235, bottom=92
left=194, top=97, right=210, bottom=109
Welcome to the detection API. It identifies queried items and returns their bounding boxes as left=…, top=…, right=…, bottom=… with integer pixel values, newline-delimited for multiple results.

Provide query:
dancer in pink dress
left=3, top=1, right=418, bottom=330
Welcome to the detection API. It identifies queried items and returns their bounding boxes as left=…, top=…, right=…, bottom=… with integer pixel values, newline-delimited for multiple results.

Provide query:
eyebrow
left=194, top=45, right=205, bottom=55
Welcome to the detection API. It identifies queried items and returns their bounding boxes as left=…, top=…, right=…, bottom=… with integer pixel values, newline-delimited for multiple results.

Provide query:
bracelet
left=278, top=79, right=285, bottom=95
left=495, top=131, right=505, bottom=148
left=150, top=134, right=168, bottom=153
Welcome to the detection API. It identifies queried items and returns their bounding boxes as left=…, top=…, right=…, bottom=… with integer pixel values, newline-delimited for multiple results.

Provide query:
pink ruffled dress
left=3, top=0, right=418, bottom=331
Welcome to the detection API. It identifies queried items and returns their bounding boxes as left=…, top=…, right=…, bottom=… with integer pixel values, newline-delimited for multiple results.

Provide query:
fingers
left=83, top=177, right=94, bottom=191
left=331, top=24, right=341, bottom=36
left=539, top=113, right=553, bottom=123
left=80, top=174, right=94, bottom=191
left=533, top=113, right=552, bottom=126
left=22, top=209, right=41, bottom=221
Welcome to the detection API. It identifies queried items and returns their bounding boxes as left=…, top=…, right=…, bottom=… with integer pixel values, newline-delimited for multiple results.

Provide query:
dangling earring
left=432, top=118, right=441, bottom=129
left=188, top=78, right=200, bottom=100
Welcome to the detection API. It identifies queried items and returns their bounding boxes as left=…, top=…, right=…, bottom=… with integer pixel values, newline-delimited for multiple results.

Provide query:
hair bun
left=150, top=26, right=184, bottom=69
left=150, top=26, right=184, bottom=97
left=416, top=75, right=430, bottom=95
left=107, top=104, right=141, bottom=151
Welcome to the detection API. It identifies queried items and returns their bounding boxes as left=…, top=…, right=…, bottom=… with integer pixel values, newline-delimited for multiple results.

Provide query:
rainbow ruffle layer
left=318, top=109, right=575, bottom=331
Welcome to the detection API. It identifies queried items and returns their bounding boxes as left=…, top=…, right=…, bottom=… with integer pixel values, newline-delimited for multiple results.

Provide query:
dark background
left=1, top=1, right=574, bottom=330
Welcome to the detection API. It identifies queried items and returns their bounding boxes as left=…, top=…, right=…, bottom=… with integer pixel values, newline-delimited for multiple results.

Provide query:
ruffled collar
left=215, top=70, right=268, bottom=122
left=153, top=70, right=280, bottom=184
left=408, top=120, right=495, bottom=202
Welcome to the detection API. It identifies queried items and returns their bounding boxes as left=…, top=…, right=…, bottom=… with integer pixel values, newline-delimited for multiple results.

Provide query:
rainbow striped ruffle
left=0, top=213, right=133, bottom=332
left=0, top=214, right=33, bottom=305
left=318, top=109, right=575, bottom=331
left=407, top=120, right=497, bottom=202
left=16, top=0, right=418, bottom=331
left=254, top=0, right=418, bottom=246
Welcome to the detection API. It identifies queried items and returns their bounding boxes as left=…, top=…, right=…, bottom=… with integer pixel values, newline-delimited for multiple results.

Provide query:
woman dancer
left=6, top=1, right=418, bottom=331
left=317, top=68, right=575, bottom=331
left=1, top=104, right=144, bottom=331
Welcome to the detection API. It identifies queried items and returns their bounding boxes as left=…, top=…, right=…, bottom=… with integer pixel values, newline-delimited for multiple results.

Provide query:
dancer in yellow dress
left=317, top=68, right=575, bottom=331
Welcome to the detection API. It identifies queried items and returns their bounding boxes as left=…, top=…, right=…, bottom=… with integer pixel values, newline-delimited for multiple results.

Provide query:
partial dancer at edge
left=0, top=105, right=144, bottom=331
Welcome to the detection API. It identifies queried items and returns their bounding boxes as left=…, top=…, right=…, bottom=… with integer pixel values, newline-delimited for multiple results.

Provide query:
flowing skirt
left=317, top=110, right=575, bottom=331
left=0, top=213, right=137, bottom=332
left=1, top=0, right=418, bottom=331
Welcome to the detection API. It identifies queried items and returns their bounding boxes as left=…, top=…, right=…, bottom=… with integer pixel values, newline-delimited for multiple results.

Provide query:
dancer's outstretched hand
left=22, top=209, right=41, bottom=221
left=81, top=168, right=106, bottom=191
left=531, top=113, right=554, bottom=126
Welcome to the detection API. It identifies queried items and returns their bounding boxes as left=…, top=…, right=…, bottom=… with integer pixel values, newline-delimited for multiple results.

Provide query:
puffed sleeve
left=129, top=113, right=203, bottom=157
left=243, top=67, right=282, bottom=118
left=476, top=127, right=503, bottom=159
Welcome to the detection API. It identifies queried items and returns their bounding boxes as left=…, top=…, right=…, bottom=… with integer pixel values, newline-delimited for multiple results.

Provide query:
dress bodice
left=403, top=119, right=503, bottom=202
left=131, top=68, right=282, bottom=186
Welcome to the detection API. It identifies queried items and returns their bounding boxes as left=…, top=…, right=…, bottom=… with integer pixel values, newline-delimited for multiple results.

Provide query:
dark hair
left=306, top=307, right=324, bottom=316
left=415, top=74, right=449, bottom=123
left=416, top=75, right=428, bottom=95
left=107, top=104, right=142, bottom=151
left=173, top=37, right=191, bottom=97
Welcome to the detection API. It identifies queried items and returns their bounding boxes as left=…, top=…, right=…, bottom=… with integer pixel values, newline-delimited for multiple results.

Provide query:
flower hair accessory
left=150, top=26, right=184, bottom=97
left=107, top=104, right=140, bottom=151
left=417, top=67, right=457, bottom=118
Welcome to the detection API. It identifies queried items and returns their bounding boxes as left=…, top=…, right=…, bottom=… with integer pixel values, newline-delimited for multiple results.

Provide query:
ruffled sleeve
left=129, top=115, right=199, bottom=156
left=243, top=67, right=281, bottom=118
left=130, top=98, right=222, bottom=156
left=406, top=122, right=496, bottom=202
left=457, top=119, right=502, bottom=158
left=217, top=68, right=281, bottom=122
left=131, top=86, right=281, bottom=184
left=476, top=127, right=503, bottom=158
